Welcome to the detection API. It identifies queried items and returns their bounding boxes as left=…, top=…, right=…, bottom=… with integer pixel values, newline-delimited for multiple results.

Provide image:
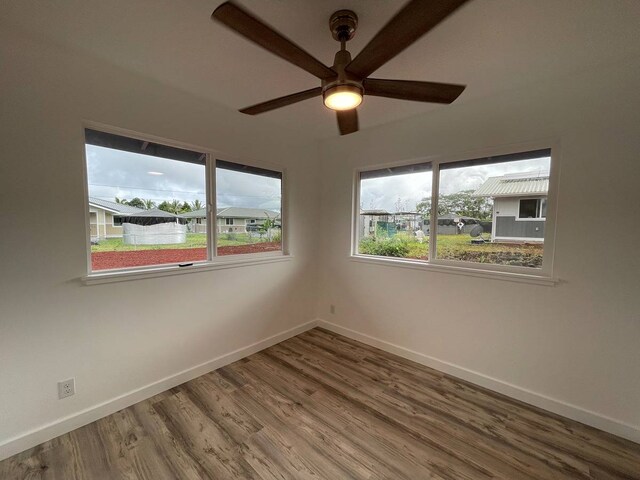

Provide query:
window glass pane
left=519, top=199, right=539, bottom=218
left=85, top=131, right=207, bottom=272
left=436, top=154, right=550, bottom=268
left=216, top=161, right=282, bottom=256
left=358, top=163, right=432, bottom=260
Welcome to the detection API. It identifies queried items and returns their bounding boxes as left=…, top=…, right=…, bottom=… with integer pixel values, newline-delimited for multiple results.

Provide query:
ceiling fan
left=212, top=0, right=468, bottom=135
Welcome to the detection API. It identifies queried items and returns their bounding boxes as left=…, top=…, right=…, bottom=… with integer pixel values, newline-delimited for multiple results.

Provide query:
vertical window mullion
left=207, top=154, right=217, bottom=259
left=429, top=162, right=439, bottom=263
left=354, top=170, right=362, bottom=256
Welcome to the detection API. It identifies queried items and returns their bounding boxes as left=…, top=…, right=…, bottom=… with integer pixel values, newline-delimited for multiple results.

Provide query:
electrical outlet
left=330, top=305, right=336, bottom=314
left=58, top=379, right=75, bottom=399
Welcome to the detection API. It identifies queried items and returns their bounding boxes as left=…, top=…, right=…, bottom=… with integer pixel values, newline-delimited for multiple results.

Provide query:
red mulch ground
left=92, top=243, right=281, bottom=271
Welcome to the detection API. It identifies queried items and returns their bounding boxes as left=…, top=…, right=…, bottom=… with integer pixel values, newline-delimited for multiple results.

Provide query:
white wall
left=0, top=27, right=320, bottom=458
left=317, top=58, right=640, bottom=441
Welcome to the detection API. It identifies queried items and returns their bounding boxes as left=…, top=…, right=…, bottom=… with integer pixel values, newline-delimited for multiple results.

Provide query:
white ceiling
left=3, top=0, right=640, bottom=140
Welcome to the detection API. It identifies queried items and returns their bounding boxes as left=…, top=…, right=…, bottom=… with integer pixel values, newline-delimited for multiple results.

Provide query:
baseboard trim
left=317, top=319, right=640, bottom=444
left=0, top=319, right=319, bottom=461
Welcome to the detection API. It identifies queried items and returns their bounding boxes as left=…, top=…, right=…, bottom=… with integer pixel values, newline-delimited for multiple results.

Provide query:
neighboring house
left=474, top=171, right=549, bottom=242
left=360, top=210, right=424, bottom=238
left=179, top=207, right=281, bottom=234
left=424, top=214, right=483, bottom=235
left=179, top=208, right=208, bottom=233
left=119, top=208, right=180, bottom=226
left=360, top=209, right=391, bottom=237
left=88, top=197, right=145, bottom=240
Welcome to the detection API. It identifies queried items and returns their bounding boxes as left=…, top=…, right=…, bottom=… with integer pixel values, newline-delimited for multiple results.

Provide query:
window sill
left=350, top=255, right=558, bottom=286
left=82, top=253, right=293, bottom=285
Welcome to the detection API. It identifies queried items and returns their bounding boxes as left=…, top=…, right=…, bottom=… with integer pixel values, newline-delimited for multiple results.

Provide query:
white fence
left=122, top=222, right=186, bottom=245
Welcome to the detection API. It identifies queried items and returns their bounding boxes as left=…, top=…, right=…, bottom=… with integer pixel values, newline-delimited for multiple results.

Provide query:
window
left=518, top=198, right=546, bottom=219
left=358, top=163, right=432, bottom=260
left=355, top=148, right=554, bottom=275
left=216, top=160, right=282, bottom=256
left=84, top=128, right=285, bottom=275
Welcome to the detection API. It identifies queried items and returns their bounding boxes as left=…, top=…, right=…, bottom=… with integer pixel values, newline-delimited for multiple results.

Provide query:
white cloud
left=361, top=157, right=550, bottom=212
left=86, top=145, right=281, bottom=211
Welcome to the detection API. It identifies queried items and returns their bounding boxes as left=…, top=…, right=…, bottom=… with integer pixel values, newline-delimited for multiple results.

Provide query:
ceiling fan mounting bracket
left=330, top=10, right=358, bottom=43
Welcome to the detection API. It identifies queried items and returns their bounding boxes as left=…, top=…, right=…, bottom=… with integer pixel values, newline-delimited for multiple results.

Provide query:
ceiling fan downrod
left=323, top=10, right=364, bottom=111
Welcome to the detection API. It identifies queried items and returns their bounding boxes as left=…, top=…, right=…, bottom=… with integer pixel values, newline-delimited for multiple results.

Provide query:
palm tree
left=169, top=199, right=181, bottom=214
left=191, top=199, right=203, bottom=211
left=143, top=199, right=155, bottom=210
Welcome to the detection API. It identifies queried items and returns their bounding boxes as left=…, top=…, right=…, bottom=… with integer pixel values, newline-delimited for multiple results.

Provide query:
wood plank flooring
left=2, top=327, right=639, bottom=479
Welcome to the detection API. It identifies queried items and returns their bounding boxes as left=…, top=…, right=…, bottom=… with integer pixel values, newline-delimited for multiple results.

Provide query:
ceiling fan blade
left=364, top=78, right=465, bottom=104
left=212, top=2, right=336, bottom=80
left=239, top=87, right=322, bottom=115
left=337, top=109, right=359, bottom=136
left=346, top=0, right=469, bottom=78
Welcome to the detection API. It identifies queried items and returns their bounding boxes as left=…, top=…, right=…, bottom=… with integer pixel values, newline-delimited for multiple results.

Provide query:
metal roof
left=120, top=208, right=178, bottom=218
left=178, top=207, right=280, bottom=219
left=179, top=208, right=207, bottom=219
left=473, top=171, right=549, bottom=197
left=88, top=197, right=146, bottom=215
left=360, top=209, right=391, bottom=215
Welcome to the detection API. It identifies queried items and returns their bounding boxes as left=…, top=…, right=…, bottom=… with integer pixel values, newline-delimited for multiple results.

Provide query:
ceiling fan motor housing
left=322, top=48, right=364, bottom=101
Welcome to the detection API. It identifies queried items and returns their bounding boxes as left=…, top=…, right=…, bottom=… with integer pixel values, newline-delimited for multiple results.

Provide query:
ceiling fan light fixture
left=323, top=84, right=363, bottom=111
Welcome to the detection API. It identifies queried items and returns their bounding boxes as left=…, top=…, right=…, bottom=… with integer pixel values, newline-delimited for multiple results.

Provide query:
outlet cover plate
left=58, top=378, right=75, bottom=399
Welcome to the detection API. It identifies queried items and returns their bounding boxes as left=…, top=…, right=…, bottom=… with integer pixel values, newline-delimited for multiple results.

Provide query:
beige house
left=180, top=207, right=280, bottom=234
left=88, top=197, right=145, bottom=241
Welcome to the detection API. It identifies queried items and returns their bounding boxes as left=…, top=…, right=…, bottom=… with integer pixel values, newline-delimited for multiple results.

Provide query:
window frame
left=81, top=122, right=289, bottom=284
left=351, top=141, right=560, bottom=283
left=517, top=197, right=547, bottom=221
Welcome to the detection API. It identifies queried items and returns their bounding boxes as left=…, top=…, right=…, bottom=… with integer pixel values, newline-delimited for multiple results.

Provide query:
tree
left=143, top=199, right=155, bottom=210
left=157, top=199, right=192, bottom=214
left=258, top=212, right=280, bottom=241
left=115, top=197, right=126, bottom=204
left=127, top=197, right=146, bottom=209
left=157, top=200, right=173, bottom=213
left=416, top=198, right=448, bottom=217
left=191, top=199, right=203, bottom=211
left=416, top=190, right=492, bottom=220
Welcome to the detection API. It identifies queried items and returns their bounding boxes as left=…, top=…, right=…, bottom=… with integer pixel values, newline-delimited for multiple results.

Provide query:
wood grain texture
left=2, top=328, right=639, bottom=479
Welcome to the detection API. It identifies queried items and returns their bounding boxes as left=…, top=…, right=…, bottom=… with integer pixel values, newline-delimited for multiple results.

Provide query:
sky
left=86, top=145, right=281, bottom=210
left=87, top=145, right=548, bottom=214
left=361, top=156, right=550, bottom=212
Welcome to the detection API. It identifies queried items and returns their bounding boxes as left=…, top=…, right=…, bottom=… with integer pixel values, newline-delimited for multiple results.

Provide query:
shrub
left=271, top=229, right=282, bottom=243
left=359, top=236, right=410, bottom=257
left=406, top=241, right=428, bottom=260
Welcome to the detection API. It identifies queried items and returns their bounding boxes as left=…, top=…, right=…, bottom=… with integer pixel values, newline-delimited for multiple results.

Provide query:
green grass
left=359, top=233, right=544, bottom=268
left=91, top=233, right=271, bottom=252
